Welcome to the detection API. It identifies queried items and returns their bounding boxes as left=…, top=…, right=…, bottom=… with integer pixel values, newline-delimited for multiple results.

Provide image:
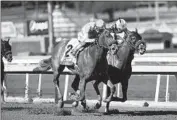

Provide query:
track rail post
left=63, top=75, right=69, bottom=101
left=117, top=83, right=121, bottom=97
left=102, top=84, right=107, bottom=100
left=155, top=74, right=161, bottom=102
left=37, top=74, right=42, bottom=97
left=165, top=75, right=170, bottom=102
left=25, top=73, right=30, bottom=102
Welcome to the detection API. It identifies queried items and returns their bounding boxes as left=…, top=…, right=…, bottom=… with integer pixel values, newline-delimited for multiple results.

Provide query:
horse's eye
left=131, top=36, right=136, bottom=43
left=131, top=36, right=136, bottom=40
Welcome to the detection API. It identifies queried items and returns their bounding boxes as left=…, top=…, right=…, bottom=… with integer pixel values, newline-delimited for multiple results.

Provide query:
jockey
left=110, top=18, right=131, bottom=44
left=71, top=19, right=106, bottom=57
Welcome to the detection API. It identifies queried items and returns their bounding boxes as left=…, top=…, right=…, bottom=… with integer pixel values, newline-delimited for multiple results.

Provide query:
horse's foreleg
left=105, top=86, right=111, bottom=113
left=104, top=80, right=116, bottom=102
left=71, top=75, right=80, bottom=92
left=70, top=75, right=80, bottom=107
left=121, top=80, right=128, bottom=102
left=78, top=78, right=86, bottom=101
left=93, top=80, right=102, bottom=109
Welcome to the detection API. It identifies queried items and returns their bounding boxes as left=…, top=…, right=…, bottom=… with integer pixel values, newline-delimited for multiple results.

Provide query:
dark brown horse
left=104, top=29, right=146, bottom=112
left=34, top=29, right=117, bottom=108
left=70, top=29, right=146, bottom=112
left=1, top=39, right=13, bottom=102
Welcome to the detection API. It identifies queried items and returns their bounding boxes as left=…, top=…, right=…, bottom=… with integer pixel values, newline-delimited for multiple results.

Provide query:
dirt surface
left=1, top=103, right=177, bottom=120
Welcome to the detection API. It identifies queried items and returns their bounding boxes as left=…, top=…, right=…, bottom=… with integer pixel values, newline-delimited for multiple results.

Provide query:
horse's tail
left=33, top=57, right=52, bottom=71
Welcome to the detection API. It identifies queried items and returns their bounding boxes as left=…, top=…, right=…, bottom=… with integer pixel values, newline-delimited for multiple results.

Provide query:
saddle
left=60, top=38, right=79, bottom=66
left=61, top=38, right=96, bottom=67
left=61, top=38, right=90, bottom=66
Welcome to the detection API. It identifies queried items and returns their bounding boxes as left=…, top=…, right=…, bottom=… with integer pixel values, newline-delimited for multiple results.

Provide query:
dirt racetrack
left=1, top=102, right=177, bottom=120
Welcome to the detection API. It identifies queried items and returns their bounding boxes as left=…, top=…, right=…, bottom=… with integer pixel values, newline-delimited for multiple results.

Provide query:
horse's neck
left=118, top=42, right=134, bottom=63
left=81, top=43, right=106, bottom=61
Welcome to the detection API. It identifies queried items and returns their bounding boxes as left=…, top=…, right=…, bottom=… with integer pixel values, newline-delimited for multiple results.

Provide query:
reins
left=123, top=33, right=145, bottom=51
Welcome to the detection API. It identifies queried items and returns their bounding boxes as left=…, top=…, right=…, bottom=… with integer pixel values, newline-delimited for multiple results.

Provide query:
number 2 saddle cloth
left=60, top=38, right=80, bottom=66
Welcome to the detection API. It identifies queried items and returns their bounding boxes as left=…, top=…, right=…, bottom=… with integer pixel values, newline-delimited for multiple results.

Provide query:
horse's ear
left=7, top=37, right=10, bottom=42
left=135, top=28, right=138, bottom=33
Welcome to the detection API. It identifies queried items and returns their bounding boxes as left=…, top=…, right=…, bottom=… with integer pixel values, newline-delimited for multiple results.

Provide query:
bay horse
left=104, top=29, right=146, bottom=112
left=33, top=29, right=117, bottom=109
left=70, top=29, right=146, bottom=112
left=1, top=38, right=13, bottom=102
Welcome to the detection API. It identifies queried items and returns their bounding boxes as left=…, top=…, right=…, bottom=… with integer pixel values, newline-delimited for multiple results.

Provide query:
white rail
left=2, top=54, right=177, bottom=103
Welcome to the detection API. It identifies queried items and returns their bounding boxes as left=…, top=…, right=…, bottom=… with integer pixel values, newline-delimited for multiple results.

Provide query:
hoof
left=81, top=101, right=86, bottom=108
left=69, top=93, right=80, bottom=101
left=103, top=98, right=111, bottom=103
left=94, top=102, right=101, bottom=109
left=58, top=101, right=64, bottom=108
left=72, top=101, right=79, bottom=107
left=104, top=109, right=110, bottom=114
left=77, top=95, right=85, bottom=101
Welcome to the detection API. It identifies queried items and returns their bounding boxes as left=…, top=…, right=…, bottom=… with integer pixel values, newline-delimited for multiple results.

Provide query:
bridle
left=123, top=33, right=145, bottom=52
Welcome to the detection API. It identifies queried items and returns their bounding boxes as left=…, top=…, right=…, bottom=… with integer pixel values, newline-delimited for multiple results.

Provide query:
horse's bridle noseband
left=124, top=34, right=145, bottom=51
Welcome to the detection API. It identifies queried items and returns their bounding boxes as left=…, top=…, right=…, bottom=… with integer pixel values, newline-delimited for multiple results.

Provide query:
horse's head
left=1, top=38, right=13, bottom=62
left=97, top=29, right=116, bottom=49
left=125, top=29, right=146, bottom=55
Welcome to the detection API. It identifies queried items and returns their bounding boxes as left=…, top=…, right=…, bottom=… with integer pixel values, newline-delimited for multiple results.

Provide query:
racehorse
left=70, top=29, right=146, bottom=112
left=33, top=29, right=117, bottom=109
left=1, top=39, right=13, bottom=102
left=104, top=29, right=146, bottom=112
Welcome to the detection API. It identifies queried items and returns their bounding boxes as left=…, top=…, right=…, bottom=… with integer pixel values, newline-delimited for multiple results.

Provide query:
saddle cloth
left=61, top=38, right=80, bottom=65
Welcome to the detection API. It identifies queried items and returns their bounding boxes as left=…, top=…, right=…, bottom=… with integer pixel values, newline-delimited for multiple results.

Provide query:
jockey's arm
left=84, top=33, right=95, bottom=43
left=78, top=31, right=95, bottom=43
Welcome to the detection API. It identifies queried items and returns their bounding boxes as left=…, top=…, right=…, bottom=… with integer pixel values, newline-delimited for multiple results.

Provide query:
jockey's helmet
left=115, top=19, right=127, bottom=32
left=95, top=19, right=106, bottom=29
left=95, top=19, right=106, bottom=33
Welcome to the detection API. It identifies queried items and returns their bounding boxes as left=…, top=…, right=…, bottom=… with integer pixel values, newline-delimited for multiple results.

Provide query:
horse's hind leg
left=53, top=65, right=65, bottom=108
left=93, top=80, right=102, bottom=109
left=75, top=75, right=89, bottom=109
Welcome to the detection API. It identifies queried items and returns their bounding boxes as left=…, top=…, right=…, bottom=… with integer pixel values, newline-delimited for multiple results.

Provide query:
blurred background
left=1, top=1, right=177, bottom=56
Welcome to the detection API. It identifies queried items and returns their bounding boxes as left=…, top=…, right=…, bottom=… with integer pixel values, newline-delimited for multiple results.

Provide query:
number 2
left=65, top=44, right=73, bottom=57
